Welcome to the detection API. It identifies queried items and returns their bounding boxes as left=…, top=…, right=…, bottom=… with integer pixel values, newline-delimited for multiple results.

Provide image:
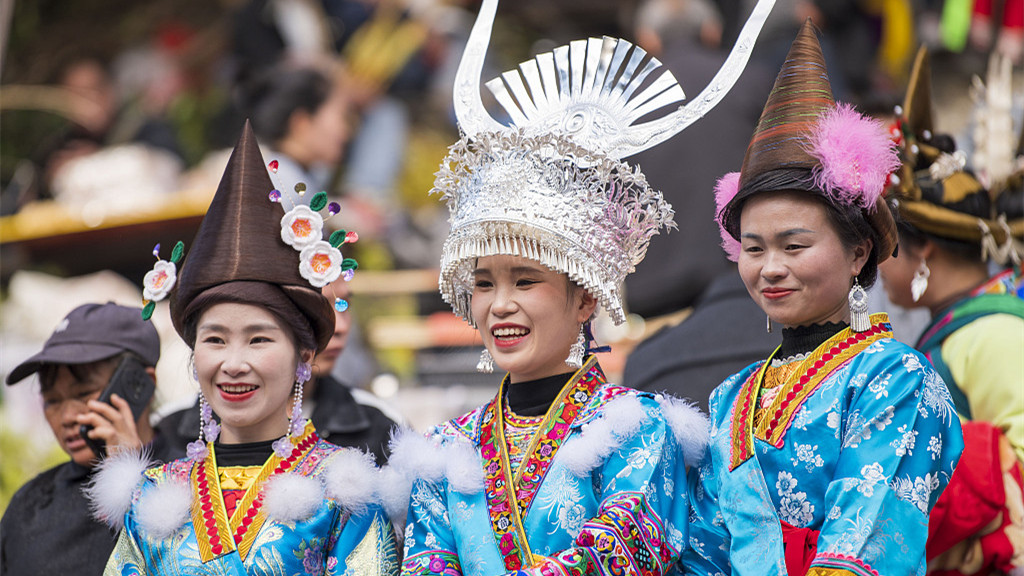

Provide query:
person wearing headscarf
left=388, top=0, right=775, bottom=574
left=87, top=123, right=398, bottom=575
left=879, top=48, right=1024, bottom=576
left=682, top=22, right=964, bottom=576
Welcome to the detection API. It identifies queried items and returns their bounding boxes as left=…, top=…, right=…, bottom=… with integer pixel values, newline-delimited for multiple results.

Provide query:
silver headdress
left=436, top=0, right=775, bottom=325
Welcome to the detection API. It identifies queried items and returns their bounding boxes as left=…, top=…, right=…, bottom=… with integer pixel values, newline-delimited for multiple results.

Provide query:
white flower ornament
left=280, top=205, right=324, bottom=249
left=141, top=241, right=184, bottom=320
left=267, top=173, right=359, bottom=292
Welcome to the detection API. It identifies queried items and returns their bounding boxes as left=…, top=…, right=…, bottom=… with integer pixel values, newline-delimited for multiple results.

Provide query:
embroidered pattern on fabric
left=401, top=549, right=463, bottom=575
left=730, top=314, right=894, bottom=471
left=480, top=356, right=605, bottom=571
left=190, top=422, right=320, bottom=562
left=546, top=491, right=678, bottom=576
left=808, top=551, right=881, bottom=576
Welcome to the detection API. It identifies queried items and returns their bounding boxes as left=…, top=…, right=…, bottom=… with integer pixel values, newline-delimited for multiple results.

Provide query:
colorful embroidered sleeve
left=512, top=404, right=690, bottom=576
left=809, top=345, right=963, bottom=575
left=401, top=479, right=463, bottom=576
left=331, top=508, right=399, bottom=576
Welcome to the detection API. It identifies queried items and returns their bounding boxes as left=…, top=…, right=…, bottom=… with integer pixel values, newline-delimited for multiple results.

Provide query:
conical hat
left=170, top=122, right=334, bottom=350
left=902, top=47, right=933, bottom=140
left=738, top=20, right=834, bottom=192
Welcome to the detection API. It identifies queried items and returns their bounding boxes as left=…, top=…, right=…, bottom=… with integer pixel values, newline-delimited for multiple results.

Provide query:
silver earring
left=911, top=260, right=930, bottom=302
left=766, top=315, right=772, bottom=334
left=849, top=279, right=870, bottom=332
left=187, top=393, right=218, bottom=462
left=274, top=379, right=306, bottom=458
left=565, top=324, right=585, bottom=369
left=477, top=348, right=494, bottom=373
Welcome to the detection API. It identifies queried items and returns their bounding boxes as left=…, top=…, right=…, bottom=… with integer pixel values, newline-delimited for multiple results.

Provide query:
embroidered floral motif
left=775, top=471, right=815, bottom=526
left=857, top=463, right=885, bottom=497
left=890, top=472, right=940, bottom=513
left=401, top=549, right=463, bottom=576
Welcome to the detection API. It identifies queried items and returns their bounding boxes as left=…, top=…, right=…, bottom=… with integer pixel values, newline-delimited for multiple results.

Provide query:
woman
left=880, top=49, right=1024, bottom=575
left=392, top=0, right=776, bottom=573
left=682, top=23, right=963, bottom=575
left=88, top=124, right=398, bottom=575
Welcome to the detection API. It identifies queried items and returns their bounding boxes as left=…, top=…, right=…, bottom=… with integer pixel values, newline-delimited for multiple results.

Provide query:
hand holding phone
left=79, top=356, right=156, bottom=458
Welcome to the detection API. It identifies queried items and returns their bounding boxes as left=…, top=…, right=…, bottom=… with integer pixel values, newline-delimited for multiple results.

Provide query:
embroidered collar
left=190, top=422, right=319, bottom=563
left=729, top=314, right=892, bottom=471
left=479, top=355, right=604, bottom=571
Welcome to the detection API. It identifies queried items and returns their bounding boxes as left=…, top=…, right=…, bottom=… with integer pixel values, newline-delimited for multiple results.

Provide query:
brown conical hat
left=903, top=46, right=933, bottom=139
left=737, top=20, right=834, bottom=193
left=170, top=121, right=334, bottom=351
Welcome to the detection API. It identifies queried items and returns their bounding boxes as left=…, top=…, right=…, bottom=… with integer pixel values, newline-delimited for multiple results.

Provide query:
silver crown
left=436, top=0, right=775, bottom=325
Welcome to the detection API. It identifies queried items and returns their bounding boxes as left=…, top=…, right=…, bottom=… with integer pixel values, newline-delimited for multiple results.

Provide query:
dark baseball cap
left=6, top=302, right=161, bottom=385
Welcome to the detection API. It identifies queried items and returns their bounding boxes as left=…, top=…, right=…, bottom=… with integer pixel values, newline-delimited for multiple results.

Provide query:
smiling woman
left=682, top=23, right=964, bottom=576
left=85, top=124, right=398, bottom=575
left=389, top=0, right=780, bottom=572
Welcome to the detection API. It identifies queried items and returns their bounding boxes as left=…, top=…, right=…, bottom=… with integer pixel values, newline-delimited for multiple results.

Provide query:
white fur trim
left=378, top=466, right=412, bottom=525
left=657, top=395, right=710, bottom=467
left=387, top=427, right=446, bottom=482
left=560, top=395, right=649, bottom=477
left=263, top=474, right=324, bottom=523
left=324, top=448, right=380, bottom=516
left=136, top=478, right=191, bottom=540
left=84, top=449, right=153, bottom=529
left=443, top=439, right=485, bottom=495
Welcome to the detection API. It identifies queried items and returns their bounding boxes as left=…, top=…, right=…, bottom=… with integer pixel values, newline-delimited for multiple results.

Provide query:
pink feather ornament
left=808, top=103, right=900, bottom=210
left=714, top=172, right=742, bottom=261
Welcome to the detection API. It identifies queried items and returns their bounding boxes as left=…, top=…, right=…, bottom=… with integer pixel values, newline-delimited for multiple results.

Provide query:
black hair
left=240, top=65, right=332, bottom=144
left=38, top=351, right=149, bottom=393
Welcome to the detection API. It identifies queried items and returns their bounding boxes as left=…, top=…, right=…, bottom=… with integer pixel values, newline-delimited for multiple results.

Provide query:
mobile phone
left=80, top=355, right=156, bottom=458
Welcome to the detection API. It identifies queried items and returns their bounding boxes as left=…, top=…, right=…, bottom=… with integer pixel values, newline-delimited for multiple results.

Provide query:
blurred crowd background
left=1, top=0, right=1021, bottom=510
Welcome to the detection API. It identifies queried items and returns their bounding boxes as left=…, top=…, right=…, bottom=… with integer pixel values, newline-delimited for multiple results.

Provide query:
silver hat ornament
left=436, top=0, right=776, bottom=325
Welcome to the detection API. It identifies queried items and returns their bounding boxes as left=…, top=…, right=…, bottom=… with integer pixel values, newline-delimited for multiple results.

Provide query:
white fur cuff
left=324, top=448, right=380, bottom=516
left=656, top=394, right=710, bottom=467
left=85, top=449, right=153, bottom=529
left=136, top=479, right=192, bottom=539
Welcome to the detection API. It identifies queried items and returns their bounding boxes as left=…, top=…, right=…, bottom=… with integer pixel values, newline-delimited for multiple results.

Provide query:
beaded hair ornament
left=436, top=0, right=776, bottom=325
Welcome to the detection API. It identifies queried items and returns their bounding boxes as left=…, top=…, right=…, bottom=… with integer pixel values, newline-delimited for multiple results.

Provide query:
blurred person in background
left=243, top=62, right=352, bottom=195
left=157, top=276, right=397, bottom=464
left=1, top=303, right=163, bottom=575
left=881, top=49, right=1024, bottom=575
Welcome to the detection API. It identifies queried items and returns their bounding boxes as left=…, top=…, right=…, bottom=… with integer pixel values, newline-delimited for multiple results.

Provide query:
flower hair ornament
left=267, top=161, right=359, bottom=294
left=141, top=241, right=185, bottom=320
left=436, top=0, right=776, bottom=326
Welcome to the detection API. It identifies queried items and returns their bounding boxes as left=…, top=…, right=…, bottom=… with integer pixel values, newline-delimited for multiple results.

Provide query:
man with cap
left=1, top=302, right=163, bottom=575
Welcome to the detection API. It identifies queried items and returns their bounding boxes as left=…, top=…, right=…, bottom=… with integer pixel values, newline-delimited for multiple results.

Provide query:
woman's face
left=194, top=302, right=313, bottom=443
left=738, top=191, right=870, bottom=329
left=471, top=255, right=596, bottom=383
left=878, top=240, right=925, bottom=308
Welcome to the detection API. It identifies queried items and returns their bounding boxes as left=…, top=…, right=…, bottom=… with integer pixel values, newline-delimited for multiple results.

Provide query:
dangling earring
left=275, top=361, right=311, bottom=457
left=187, top=393, right=219, bottom=462
left=766, top=315, right=772, bottom=334
left=565, top=324, right=585, bottom=369
left=849, top=279, right=870, bottom=332
left=911, top=260, right=930, bottom=302
left=477, top=348, right=494, bottom=373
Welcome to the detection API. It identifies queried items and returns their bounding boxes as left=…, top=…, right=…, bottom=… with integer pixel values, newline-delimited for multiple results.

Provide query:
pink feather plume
left=808, top=103, right=900, bottom=210
left=714, top=172, right=742, bottom=261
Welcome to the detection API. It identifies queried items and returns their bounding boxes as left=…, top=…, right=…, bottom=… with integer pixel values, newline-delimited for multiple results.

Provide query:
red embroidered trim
left=190, top=422, right=319, bottom=562
left=481, top=356, right=605, bottom=571
left=729, top=314, right=893, bottom=471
